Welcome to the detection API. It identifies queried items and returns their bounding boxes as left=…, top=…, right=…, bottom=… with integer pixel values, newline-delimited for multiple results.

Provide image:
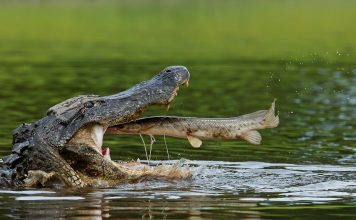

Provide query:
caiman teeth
left=183, top=79, right=189, bottom=87
left=168, top=87, right=179, bottom=103
left=91, top=124, right=104, bottom=153
left=165, top=79, right=188, bottom=111
left=165, top=103, right=171, bottom=111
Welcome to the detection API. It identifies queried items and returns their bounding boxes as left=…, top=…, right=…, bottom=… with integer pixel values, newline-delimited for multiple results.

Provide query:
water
left=0, top=61, right=354, bottom=219
left=0, top=1, right=355, bottom=219
left=0, top=161, right=355, bottom=219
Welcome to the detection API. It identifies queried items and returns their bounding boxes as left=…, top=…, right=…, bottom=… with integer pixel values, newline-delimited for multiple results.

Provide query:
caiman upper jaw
left=153, top=65, right=190, bottom=104
left=61, top=66, right=189, bottom=155
left=159, top=66, right=189, bottom=110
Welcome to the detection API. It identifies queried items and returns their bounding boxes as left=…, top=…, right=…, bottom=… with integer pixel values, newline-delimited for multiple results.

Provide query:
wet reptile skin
left=0, top=66, right=190, bottom=188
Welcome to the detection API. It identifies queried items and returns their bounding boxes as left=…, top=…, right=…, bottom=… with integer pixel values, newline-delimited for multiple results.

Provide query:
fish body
left=106, top=100, right=279, bottom=147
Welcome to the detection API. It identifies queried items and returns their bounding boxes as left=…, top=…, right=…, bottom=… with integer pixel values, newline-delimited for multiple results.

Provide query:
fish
left=106, top=100, right=279, bottom=147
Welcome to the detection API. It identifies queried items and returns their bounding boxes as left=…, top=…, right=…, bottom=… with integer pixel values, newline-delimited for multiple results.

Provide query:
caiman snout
left=160, top=65, right=190, bottom=87
left=156, top=66, right=189, bottom=109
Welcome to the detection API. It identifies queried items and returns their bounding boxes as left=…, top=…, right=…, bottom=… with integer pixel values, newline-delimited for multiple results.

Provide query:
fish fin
left=241, top=130, right=262, bottom=145
left=187, top=135, right=202, bottom=148
left=263, top=99, right=279, bottom=128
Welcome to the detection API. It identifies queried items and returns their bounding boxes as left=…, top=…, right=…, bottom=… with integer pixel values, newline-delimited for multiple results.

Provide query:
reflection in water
left=0, top=161, right=354, bottom=219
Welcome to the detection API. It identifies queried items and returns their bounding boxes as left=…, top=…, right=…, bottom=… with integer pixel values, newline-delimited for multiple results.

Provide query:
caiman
left=0, top=66, right=279, bottom=188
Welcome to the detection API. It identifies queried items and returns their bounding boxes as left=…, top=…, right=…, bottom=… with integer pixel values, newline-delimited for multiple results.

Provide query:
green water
left=0, top=1, right=355, bottom=219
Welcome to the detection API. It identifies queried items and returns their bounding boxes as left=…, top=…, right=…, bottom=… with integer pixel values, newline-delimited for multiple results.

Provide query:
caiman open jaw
left=64, top=66, right=190, bottom=160
left=0, top=66, right=191, bottom=188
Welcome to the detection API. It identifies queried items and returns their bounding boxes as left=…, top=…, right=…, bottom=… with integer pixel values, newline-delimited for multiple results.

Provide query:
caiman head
left=2, top=66, right=190, bottom=187
left=44, top=66, right=189, bottom=159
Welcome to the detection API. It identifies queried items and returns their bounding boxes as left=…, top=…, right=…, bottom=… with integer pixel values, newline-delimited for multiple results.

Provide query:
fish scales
left=106, top=100, right=279, bottom=147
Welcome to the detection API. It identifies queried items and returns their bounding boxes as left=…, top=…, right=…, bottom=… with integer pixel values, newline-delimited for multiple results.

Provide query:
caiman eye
left=84, top=101, right=95, bottom=108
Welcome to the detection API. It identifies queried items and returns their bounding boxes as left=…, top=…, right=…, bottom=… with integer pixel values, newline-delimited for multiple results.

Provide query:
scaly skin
left=0, top=66, right=190, bottom=188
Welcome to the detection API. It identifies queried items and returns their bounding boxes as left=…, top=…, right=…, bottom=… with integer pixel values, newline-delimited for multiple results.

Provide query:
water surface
left=0, top=61, right=355, bottom=219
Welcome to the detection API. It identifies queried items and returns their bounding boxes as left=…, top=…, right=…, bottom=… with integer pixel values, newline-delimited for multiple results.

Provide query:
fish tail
left=240, top=99, right=279, bottom=145
left=262, top=98, right=279, bottom=128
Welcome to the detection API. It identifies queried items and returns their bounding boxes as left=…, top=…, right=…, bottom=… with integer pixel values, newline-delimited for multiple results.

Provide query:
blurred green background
left=0, top=0, right=356, bottom=63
